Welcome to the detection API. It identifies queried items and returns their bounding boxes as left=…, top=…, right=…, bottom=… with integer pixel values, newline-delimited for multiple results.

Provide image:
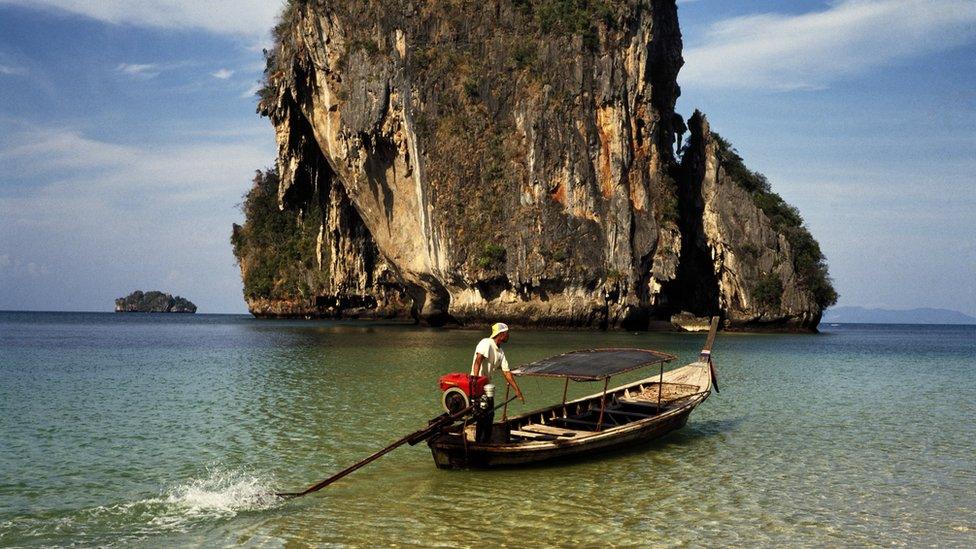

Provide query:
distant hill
left=822, top=306, right=976, bottom=325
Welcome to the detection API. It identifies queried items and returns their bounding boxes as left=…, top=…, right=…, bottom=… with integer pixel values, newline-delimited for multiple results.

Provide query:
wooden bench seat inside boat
left=602, top=408, right=652, bottom=419
left=617, top=398, right=669, bottom=412
left=552, top=417, right=604, bottom=430
left=509, top=430, right=557, bottom=441
left=520, top=424, right=579, bottom=437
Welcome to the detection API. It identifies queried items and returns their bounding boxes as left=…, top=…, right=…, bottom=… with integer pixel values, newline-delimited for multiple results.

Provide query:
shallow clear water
left=1, top=312, right=974, bottom=547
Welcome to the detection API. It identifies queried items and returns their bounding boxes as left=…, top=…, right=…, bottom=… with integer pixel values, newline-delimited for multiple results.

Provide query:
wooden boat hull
left=429, top=401, right=698, bottom=468
left=428, top=360, right=712, bottom=469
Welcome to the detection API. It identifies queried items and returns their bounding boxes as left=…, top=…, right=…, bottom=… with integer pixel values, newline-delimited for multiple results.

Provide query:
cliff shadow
left=656, top=121, right=721, bottom=320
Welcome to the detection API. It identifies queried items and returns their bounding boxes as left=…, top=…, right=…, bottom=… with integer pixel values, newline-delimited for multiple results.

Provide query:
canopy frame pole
left=502, top=383, right=511, bottom=420
left=657, top=360, right=664, bottom=410
left=596, top=377, right=610, bottom=431
left=561, top=378, right=569, bottom=407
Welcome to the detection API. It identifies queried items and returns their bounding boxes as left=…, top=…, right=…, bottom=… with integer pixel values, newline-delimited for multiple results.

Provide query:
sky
left=0, top=0, right=974, bottom=315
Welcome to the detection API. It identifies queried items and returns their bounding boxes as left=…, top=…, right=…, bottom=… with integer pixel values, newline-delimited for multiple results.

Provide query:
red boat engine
left=438, top=373, right=489, bottom=414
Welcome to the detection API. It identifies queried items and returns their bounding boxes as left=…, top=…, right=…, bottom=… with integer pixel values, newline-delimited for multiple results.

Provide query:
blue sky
left=1, top=0, right=974, bottom=315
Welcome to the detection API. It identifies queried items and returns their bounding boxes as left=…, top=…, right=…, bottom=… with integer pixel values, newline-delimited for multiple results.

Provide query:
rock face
left=231, top=169, right=413, bottom=319
left=676, top=112, right=831, bottom=330
left=115, top=291, right=197, bottom=313
left=236, top=0, right=836, bottom=330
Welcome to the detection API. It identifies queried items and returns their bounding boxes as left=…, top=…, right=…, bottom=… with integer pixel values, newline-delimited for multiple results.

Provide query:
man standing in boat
left=471, top=322, right=524, bottom=442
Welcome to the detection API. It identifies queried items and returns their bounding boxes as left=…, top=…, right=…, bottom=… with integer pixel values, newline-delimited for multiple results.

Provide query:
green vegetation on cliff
left=231, top=169, right=328, bottom=301
left=517, top=0, right=616, bottom=48
left=476, top=243, right=508, bottom=270
left=712, top=134, right=838, bottom=309
left=752, top=272, right=784, bottom=311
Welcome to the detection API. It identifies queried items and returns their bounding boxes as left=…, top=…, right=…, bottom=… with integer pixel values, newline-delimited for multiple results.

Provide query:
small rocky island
left=115, top=291, right=197, bottom=313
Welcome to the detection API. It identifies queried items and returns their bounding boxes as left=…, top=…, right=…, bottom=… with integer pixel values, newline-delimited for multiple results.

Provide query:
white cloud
left=0, top=128, right=269, bottom=202
left=0, top=0, right=281, bottom=39
left=116, top=62, right=160, bottom=78
left=115, top=61, right=196, bottom=79
left=0, top=64, right=26, bottom=75
left=681, top=0, right=976, bottom=91
left=211, top=68, right=234, bottom=80
left=1, top=128, right=133, bottom=172
left=241, top=82, right=262, bottom=99
left=0, top=126, right=273, bottom=312
left=27, top=262, right=49, bottom=276
left=0, top=254, right=49, bottom=278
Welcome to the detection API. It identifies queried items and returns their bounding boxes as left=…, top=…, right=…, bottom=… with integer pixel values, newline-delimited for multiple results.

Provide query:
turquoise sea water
left=1, top=312, right=974, bottom=547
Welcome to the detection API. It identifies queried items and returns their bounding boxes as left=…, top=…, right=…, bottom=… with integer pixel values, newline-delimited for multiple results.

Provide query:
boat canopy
left=512, top=348, right=676, bottom=381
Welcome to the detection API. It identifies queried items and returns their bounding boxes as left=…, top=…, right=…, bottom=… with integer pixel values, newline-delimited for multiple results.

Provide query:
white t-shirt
left=473, top=337, right=509, bottom=377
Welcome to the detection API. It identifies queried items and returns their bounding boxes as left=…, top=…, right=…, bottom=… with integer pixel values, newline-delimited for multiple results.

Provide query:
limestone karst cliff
left=232, top=0, right=836, bottom=330
left=676, top=112, right=836, bottom=330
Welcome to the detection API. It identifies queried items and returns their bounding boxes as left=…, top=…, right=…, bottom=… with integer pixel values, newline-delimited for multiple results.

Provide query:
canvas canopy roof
left=512, top=348, right=676, bottom=381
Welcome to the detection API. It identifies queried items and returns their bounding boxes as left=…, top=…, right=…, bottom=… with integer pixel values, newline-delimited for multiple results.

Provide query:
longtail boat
left=276, top=317, right=721, bottom=498
left=426, top=317, right=721, bottom=469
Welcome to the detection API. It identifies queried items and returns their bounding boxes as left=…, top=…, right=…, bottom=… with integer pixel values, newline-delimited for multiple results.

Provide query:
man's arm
left=502, top=370, right=524, bottom=402
left=471, top=353, right=484, bottom=376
